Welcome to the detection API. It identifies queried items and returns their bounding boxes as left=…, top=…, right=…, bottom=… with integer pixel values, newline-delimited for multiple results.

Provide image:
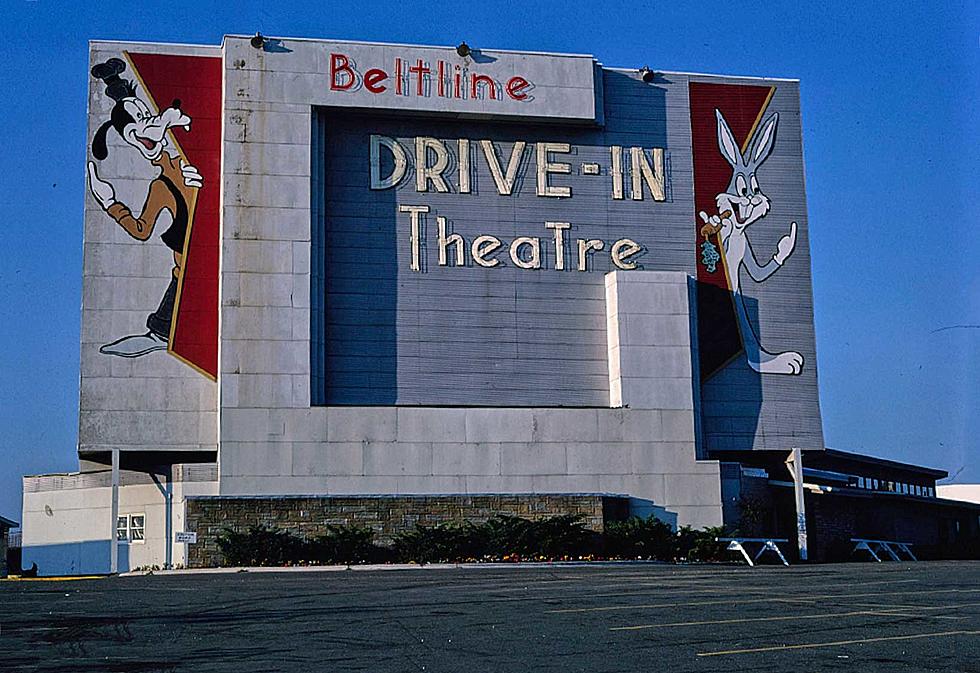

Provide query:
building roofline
left=604, top=66, right=799, bottom=83
left=0, top=515, right=18, bottom=529
left=222, top=34, right=597, bottom=59
left=820, top=448, right=948, bottom=478
left=89, top=36, right=798, bottom=82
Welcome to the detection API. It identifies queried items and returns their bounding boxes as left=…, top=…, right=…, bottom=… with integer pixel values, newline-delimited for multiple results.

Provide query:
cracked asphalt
left=1, top=561, right=978, bottom=672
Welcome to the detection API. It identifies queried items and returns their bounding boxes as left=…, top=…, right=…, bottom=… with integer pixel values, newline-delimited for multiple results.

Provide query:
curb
left=120, top=559, right=669, bottom=577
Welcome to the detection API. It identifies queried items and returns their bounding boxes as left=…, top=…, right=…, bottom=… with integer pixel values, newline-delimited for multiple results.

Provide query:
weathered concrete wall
left=606, top=272, right=699, bottom=415
left=80, top=41, right=220, bottom=458
left=184, top=493, right=626, bottom=567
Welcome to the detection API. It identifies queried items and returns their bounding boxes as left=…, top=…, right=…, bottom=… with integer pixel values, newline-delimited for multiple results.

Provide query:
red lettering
left=364, top=68, right=388, bottom=94
left=470, top=73, right=497, bottom=100
left=506, top=76, right=530, bottom=101
left=331, top=52, right=529, bottom=103
left=408, top=59, right=430, bottom=96
left=330, top=52, right=356, bottom=91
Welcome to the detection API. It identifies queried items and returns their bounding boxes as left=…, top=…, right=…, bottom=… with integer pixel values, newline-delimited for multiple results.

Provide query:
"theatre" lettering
left=364, top=134, right=665, bottom=274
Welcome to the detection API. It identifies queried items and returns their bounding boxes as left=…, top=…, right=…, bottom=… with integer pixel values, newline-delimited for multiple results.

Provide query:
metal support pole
left=785, top=447, right=808, bottom=561
left=151, top=467, right=175, bottom=569
left=165, top=468, right=173, bottom=569
left=110, top=449, right=120, bottom=574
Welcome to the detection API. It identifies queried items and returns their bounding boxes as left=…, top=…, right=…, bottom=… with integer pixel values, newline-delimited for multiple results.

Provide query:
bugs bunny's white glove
left=774, top=221, right=797, bottom=265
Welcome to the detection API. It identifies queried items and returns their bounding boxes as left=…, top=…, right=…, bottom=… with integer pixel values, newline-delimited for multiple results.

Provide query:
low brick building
left=719, top=449, right=980, bottom=562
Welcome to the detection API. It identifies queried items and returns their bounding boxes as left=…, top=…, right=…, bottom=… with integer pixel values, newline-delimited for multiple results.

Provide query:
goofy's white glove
left=87, top=161, right=116, bottom=210
left=180, top=160, right=203, bottom=189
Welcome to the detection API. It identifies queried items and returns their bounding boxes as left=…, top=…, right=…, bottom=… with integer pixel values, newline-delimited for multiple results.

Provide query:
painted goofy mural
left=87, top=58, right=203, bottom=358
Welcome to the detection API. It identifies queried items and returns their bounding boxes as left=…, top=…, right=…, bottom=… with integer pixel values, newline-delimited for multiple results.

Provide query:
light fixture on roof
left=250, top=33, right=265, bottom=49
left=638, top=66, right=655, bottom=83
left=456, top=42, right=472, bottom=58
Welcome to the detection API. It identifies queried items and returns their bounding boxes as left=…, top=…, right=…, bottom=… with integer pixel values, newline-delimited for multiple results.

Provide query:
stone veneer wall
left=185, top=494, right=628, bottom=567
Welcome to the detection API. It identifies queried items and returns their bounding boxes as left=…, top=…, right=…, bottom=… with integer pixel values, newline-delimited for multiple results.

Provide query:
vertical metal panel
left=310, top=113, right=328, bottom=405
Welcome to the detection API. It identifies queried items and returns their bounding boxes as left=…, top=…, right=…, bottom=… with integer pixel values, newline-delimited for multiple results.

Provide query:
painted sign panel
left=86, top=51, right=220, bottom=378
left=78, top=42, right=220, bottom=458
left=79, top=38, right=821, bottom=455
left=689, top=80, right=823, bottom=451
left=230, top=37, right=599, bottom=122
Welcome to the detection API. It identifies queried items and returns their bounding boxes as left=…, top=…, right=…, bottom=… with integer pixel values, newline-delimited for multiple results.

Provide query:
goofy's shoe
left=99, top=332, right=168, bottom=358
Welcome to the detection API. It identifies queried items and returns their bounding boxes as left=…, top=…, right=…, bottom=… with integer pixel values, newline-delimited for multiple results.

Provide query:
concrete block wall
left=218, top=36, right=722, bottom=530
left=606, top=271, right=699, bottom=413
left=80, top=41, right=219, bottom=457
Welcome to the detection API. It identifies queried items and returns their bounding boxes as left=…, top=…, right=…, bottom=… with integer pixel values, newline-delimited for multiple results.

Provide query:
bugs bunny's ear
left=750, top=112, right=779, bottom=166
left=715, top=109, right=741, bottom=168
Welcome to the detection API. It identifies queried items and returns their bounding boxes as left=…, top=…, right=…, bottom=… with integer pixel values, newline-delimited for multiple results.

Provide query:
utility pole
left=785, top=447, right=808, bottom=561
left=110, top=449, right=120, bottom=574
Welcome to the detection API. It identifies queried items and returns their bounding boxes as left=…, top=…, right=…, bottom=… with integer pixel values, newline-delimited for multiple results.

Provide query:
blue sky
left=0, top=1, right=977, bottom=520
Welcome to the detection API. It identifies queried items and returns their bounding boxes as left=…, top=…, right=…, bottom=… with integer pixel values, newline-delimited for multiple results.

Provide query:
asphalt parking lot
left=1, top=561, right=978, bottom=672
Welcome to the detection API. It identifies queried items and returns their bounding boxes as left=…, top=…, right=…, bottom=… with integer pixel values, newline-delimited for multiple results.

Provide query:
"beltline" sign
left=232, top=38, right=600, bottom=122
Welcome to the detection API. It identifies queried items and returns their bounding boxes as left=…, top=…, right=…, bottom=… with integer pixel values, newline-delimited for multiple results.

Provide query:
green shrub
left=479, top=514, right=595, bottom=560
left=433, top=522, right=488, bottom=562
left=307, top=525, right=378, bottom=565
left=685, top=526, right=728, bottom=562
left=392, top=525, right=443, bottom=565
left=216, top=526, right=304, bottom=567
left=527, top=515, right=597, bottom=559
left=604, top=516, right=675, bottom=560
left=672, top=525, right=699, bottom=561
left=214, top=516, right=735, bottom=567
left=481, top=515, right=533, bottom=558
left=392, top=515, right=597, bottom=563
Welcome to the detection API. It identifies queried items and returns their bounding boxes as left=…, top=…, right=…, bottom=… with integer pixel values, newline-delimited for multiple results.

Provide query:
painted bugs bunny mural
left=699, top=109, right=803, bottom=375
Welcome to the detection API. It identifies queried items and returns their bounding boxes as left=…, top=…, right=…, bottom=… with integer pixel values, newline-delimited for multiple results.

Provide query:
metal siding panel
left=313, top=69, right=823, bottom=449
left=316, top=75, right=696, bottom=407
